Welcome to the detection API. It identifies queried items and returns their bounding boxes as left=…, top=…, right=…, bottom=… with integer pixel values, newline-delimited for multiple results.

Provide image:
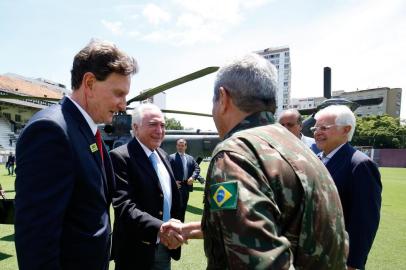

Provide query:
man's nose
left=118, top=97, right=127, bottom=111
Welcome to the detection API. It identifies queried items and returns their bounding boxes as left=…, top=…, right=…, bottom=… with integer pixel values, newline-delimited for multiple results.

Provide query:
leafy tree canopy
left=165, top=116, right=184, bottom=130
left=353, top=114, right=406, bottom=149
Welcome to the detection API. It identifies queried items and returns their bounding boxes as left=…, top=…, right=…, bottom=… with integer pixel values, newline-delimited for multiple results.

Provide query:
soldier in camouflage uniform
left=161, top=53, right=349, bottom=269
left=200, top=53, right=348, bottom=269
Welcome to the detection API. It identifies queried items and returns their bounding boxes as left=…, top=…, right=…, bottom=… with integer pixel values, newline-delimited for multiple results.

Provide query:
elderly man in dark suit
left=313, top=105, right=382, bottom=270
left=110, top=103, right=183, bottom=270
left=15, top=40, right=137, bottom=270
left=169, top=139, right=200, bottom=221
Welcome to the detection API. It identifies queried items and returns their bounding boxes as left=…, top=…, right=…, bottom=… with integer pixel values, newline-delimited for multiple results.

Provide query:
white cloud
left=242, top=0, right=274, bottom=9
left=289, top=0, right=406, bottom=98
left=101, top=19, right=124, bottom=35
left=142, top=3, right=171, bottom=25
left=139, top=0, right=272, bottom=45
left=102, top=0, right=271, bottom=46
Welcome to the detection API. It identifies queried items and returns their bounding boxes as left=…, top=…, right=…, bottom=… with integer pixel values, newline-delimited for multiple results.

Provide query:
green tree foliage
left=165, top=116, right=184, bottom=130
left=352, top=115, right=406, bottom=149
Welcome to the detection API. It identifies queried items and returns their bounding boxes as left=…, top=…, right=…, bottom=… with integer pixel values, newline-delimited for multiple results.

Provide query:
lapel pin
left=90, top=143, right=98, bottom=153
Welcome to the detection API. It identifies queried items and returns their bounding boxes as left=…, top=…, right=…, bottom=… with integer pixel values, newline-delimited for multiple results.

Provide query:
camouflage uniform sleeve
left=202, top=150, right=292, bottom=270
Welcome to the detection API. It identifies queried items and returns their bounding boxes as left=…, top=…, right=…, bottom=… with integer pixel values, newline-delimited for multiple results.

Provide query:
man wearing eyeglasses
left=278, top=109, right=320, bottom=153
left=313, top=105, right=382, bottom=270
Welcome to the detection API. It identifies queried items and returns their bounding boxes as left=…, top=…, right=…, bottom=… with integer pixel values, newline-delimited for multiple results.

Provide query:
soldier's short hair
left=213, top=53, right=277, bottom=113
left=71, top=39, right=138, bottom=90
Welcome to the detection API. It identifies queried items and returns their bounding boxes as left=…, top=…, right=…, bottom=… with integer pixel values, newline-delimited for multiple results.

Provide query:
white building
left=140, top=92, right=166, bottom=110
left=255, top=46, right=291, bottom=116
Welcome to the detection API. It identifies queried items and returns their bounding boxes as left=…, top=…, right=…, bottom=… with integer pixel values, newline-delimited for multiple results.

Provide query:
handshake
left=158, top=219, right=202, bottom=249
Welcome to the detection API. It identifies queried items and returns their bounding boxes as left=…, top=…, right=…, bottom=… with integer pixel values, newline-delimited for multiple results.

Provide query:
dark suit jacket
left=169, top=152, right=200, bottom=220
left=325, top=142, right=382, bottom=269
left=15, top=97, right=114, bottom=270
left=110, top=138, right=182, bottom=270
left=169, top=152, right=200, bottom=187
left=7, top=155, right=15, bottom=166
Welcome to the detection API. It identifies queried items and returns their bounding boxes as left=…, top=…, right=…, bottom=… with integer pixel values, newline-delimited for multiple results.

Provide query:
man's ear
left=218, top=87, right=231, bottom=114
left=343, top=125, right=352, bottom=136
left=132, top=123, right=138, bottom=136
left=82, top=72, right=96, bottom=96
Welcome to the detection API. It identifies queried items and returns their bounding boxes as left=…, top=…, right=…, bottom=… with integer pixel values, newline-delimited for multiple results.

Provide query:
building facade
left=255, top=46, right=291, bottom=115
left=290, top=87, right=402, bottom=118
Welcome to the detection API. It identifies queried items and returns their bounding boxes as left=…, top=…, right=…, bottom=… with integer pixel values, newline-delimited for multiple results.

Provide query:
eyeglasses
left=280, top=122, right=299, bottom=128
left=310, top=124, right=338, bottom=133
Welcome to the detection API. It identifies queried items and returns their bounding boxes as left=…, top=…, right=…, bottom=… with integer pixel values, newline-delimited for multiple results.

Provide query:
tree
left=352, top=114, right=406, bottom=149
left=165, top=116, right=184, bottom=130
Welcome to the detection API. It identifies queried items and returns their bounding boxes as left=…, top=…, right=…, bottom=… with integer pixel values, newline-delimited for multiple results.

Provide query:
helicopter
left=1, top=66, right=379, bottom=160
left=95, top=66, right=221, bottom=161
left=0, top=67, right=221, bottom=161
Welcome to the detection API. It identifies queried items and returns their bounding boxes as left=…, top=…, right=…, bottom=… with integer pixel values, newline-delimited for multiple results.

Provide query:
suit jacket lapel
left=61, top=97, right=110, bottom=196
left=129, top=138, right=163, bottom=191
left=157, top=149, right=176, bottom=183
left=61, top=98, right=103, bottom=167
left=325, top=143, right=351, bottom=175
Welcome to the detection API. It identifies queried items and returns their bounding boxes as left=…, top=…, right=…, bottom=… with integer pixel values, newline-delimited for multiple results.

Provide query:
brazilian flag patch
left=210, top=181, right=238, bottom=211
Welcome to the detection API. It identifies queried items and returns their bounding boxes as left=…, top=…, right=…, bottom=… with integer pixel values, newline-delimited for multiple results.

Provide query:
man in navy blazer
left=169, top=138, right=200, bottom=221
left=313, top=105, right=382, bottom=270
left=15, top=40, right=137, bottom=270
left=110, top=103, right=183, bottom=270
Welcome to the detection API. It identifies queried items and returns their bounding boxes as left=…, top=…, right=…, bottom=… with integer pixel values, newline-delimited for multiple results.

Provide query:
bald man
left=278, top=109, right=319, bottom=154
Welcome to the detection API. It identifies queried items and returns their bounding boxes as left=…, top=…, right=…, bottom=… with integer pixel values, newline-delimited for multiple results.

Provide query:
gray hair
left=131, top=103, right=163, bottom=126
left=278, top=109, right=303, bottom=124
left=213, top=53, right=278, bottom=113
left=315, top=105, right=356, bottom=141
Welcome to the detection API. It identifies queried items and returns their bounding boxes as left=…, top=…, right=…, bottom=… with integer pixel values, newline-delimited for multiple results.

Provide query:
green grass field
left=1, top=164, right=405, bottom=269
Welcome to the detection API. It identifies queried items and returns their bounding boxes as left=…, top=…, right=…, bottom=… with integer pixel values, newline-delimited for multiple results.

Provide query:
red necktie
left=95, top=129, right=104, bottom=162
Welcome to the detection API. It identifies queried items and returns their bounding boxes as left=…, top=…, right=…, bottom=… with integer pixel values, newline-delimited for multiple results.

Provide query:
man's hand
left=176, top=181, right=182, bottom=189
left=187, top=178, right=194, bottom=185
left=159, top=219, right=184, bottom=249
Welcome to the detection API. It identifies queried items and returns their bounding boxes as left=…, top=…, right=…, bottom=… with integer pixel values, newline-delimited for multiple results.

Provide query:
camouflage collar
left=223, top=111, right=275, bottom=140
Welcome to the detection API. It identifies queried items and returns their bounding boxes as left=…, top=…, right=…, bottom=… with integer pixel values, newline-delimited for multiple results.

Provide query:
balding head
left=278, top=109, right=302, bottom=138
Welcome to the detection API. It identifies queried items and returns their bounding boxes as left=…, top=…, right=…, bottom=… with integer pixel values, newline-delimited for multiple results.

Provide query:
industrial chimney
left=323, top=67, right=331, bottom=99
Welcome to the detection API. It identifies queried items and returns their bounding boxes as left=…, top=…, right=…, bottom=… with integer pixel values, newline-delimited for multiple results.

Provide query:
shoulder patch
left=209, top=181, right=238, bottom=211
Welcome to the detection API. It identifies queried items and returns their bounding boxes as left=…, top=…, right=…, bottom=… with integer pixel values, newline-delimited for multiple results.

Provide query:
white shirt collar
left=67, top=96, right=98, bottom=136
left=136, top=137, right=155, bottom=157
left=323, top=143, right=346, bottom=159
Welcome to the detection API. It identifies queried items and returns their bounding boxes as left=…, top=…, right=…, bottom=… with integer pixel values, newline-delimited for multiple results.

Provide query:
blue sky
left=1, top=0, right=405, bottom=130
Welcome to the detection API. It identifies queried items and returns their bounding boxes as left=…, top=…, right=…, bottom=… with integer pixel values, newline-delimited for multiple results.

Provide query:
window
left=285, top=52, right=289, bottom=57
left=15, top=114, right=22, bottom=122
left=283, top=82, right=289, bottom=86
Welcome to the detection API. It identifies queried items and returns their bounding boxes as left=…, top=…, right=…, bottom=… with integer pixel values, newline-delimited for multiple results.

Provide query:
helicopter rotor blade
left=127, top=66, right=219, bottom=105
left=162, top=109, right=212, bottom=117
left=0, top=92, right=61, bottom=102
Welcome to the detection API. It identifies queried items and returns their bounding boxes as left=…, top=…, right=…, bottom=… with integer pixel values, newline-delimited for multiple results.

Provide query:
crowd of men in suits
left=13, top=40, right=381, bottom=270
